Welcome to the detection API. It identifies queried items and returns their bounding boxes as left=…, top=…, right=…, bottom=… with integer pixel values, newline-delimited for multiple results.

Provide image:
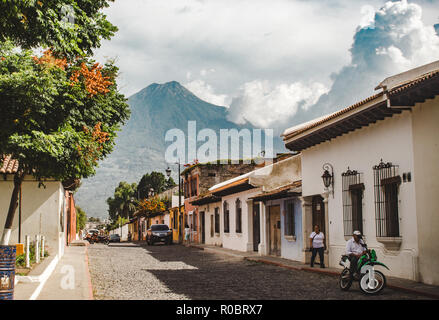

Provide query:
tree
left=0, top=0, right=117, bottom=58
left=0, top=45, right=129, bottom=245
left=76, top=206, right=87, bottom=231
left=106, top=181, right=137, bottom=222
left=137, top=171, right=176, bottom=200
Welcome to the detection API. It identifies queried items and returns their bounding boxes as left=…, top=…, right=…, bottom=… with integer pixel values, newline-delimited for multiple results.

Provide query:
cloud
left=310, top=0, right=439, bottom=117
left=227, top=80, right=329, bottom=129
left=185, top=79, right=230, bottom=107
left=94, top=0, right=381, bottom=97
left=228, top=0, right=439, bottom=131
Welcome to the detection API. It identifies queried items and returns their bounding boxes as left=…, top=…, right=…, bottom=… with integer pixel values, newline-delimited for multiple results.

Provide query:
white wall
left=0, top=177, right=64, bottom=257
left=264, top=197, right=303, bottom=261
left=301, top=110, right=419, bottom=281
left=110, top=224, right=128, bottom=241
left=411, top=96, right=439, bottom=285
left=221, top=188, right=261, bottom=252
left=197, top=202, right=222, bottom=246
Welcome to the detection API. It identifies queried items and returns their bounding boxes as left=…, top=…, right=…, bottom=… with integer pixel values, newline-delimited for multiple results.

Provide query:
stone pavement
left=36, top=242, right=93, bottom=300
left=88, top=242, right=432, bottom=300
left=188, top=243, right=439, bottom=300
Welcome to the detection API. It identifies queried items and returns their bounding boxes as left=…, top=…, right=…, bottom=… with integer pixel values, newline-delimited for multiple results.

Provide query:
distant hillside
left=75, top=81, right=286, bottom=218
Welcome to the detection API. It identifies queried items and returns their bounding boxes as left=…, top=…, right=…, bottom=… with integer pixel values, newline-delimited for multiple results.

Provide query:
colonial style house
left=207, top=154, right=303, bottom=261
left=190, top=194, right=222, bottom=246
left=181, top=161, right=259, bottom=244
left=282, top=60, right=439, bottom=285
left=0, top=155, right=77, bottom=259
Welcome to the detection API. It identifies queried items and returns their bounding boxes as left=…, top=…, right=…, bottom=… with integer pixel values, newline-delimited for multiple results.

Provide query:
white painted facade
left=196, top=201, right=222, bottom=246
left=259, top=198, right=303, bottom=261
left=0, top=176, right=66, bottom=258
left=221, top=188, right=262, bottom=252
left=299, top=106, right=428, bottom=282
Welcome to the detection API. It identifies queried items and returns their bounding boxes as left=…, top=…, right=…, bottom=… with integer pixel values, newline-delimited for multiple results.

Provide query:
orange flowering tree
left=137, top=197, right=167, bottom=217
left=0, top=42, right=129, bottom=244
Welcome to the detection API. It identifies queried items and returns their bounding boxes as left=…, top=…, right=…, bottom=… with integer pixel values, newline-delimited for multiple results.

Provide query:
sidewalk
left=15, top=240, right=93, bottom=300
left=37, top=242, right=93, bottom=300
left=189, top=243, right=439, bottom=300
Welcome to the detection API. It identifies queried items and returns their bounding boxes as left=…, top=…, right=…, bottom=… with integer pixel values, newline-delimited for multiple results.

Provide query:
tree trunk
left=1, top=171, right=25, bottom=245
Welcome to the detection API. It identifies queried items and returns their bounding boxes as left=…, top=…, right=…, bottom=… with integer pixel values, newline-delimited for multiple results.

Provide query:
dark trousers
left=349, top=255, right=359, bottom=274
left=310, top=247, right=324, bottom=267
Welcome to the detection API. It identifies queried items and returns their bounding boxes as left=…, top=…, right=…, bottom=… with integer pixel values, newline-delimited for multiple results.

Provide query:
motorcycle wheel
left=339, top=268, right=353, bottom=291
left=359, top=270, right=386, bottom=295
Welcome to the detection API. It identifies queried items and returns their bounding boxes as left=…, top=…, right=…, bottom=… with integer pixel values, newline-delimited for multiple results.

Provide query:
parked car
left=109, top=234, right=121, bottom=243
left=146, top=224, right=173, bottom=245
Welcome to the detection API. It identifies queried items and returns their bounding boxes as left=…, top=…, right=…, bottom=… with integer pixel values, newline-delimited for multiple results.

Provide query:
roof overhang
left=190, top=194, right=222, bottom=206
left=283, top=69, right=439, bottom=152
left=211, top=178, right=255, bottom=197
left=250, top=181, right=302, bottom=202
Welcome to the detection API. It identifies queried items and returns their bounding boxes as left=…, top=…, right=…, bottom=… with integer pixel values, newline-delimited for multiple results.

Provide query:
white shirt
left=310, top=231, right=325, bottom=248
left=346, top=238, right=366, bottom=255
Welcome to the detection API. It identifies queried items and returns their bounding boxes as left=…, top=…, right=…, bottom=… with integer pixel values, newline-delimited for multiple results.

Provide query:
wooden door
left=253, top=203, right=260, bottom=252
left=200, top=211, right=205, bottom=244
left=312, top=196, right=326, bottom=244
left=269, top=205, right=281, bottom=256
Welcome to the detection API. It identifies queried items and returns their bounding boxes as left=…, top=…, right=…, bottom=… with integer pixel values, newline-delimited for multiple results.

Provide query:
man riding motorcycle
left=345, top=230, right=366, bottom=277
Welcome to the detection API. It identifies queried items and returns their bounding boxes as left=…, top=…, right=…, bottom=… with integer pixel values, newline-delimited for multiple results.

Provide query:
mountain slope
left=75, top=81, right=285, bottom=218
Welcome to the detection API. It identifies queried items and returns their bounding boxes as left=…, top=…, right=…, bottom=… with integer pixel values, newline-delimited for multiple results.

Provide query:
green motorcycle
left=339, top=244, right=389, bottom=294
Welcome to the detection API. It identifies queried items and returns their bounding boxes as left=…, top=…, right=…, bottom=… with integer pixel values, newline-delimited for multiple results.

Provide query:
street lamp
left=322, top=163, right=334, bottom=198
left=166, top=160, right=183, bottom=243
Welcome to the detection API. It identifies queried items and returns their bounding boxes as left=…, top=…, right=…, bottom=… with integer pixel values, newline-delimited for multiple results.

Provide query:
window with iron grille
left=223, top=201, right=230, bottom=233
left=284, top=200, right=295, bottom=236
left=184, top=181, right=189, bottom=198
left=235, top=199, right=242, bottom=233
left=342, top=168, right=364, bottom=236
left=373, top=160, right=401, bottom=237
left=191, top=177, right=197, bottom=197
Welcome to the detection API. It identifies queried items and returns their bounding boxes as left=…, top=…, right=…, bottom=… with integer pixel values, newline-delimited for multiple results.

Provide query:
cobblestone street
left=87, top=243, right=428, bottom=300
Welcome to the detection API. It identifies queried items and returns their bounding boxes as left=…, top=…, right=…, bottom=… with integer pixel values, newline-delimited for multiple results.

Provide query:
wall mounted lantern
left=322, top=163, right=334, bottom=198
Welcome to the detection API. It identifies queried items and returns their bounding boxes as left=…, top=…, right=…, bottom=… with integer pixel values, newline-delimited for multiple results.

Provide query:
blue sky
left=94, top=0, right=439, bottom=131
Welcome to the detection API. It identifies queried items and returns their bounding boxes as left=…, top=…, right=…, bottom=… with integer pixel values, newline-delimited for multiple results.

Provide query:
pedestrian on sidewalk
left=309, top=225, right=325, bottom=268
left=184, top=224, right=190, bottom=244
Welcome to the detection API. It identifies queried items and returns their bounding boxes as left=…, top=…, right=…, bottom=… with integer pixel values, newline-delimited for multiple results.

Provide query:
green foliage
left=0, top=0, right=118, bottom=58
left=106, top=181, right=137, bottom=222
left=137, top=171, right=175, bottom=200
left=0, top=42, right=130, bottom=182
left=15, top=244, right=49, bottom=267
left=76, top=206, right=87, bottom=230
left=88, top=216, right=101, bottom=223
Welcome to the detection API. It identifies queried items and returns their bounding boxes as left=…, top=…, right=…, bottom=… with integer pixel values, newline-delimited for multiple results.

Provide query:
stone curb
left=188, top=244, right=439, bottom=300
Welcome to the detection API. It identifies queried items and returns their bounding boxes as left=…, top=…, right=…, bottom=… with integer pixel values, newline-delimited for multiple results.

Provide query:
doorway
left=312, top=195, right=326, bottom=245
left=269, top=205, right=281, bottom=256
left=253, top=203, right=260, bottom=252
left=200, top=211, right=205, bottom=244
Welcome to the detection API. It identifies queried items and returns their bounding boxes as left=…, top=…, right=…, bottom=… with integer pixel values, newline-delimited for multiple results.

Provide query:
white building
left=0, top=156, right=76, bottom=259
left=282, top=61, right=439, bottom=285
left=206, top=155, right=303, bottom=260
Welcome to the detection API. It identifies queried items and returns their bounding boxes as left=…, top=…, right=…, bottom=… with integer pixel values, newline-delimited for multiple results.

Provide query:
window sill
left=284, top=235, right=296, bottom=242
left=376, top=237, right=402, bottom=251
